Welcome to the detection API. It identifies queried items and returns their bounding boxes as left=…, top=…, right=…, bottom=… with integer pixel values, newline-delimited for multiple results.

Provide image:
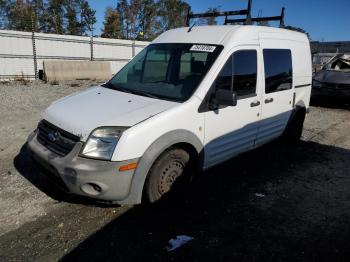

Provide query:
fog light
left=81, top=183, right=102, bottom=196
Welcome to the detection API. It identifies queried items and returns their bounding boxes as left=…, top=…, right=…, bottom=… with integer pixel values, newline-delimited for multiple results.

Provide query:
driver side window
left=214, top=50, right=257, bottom=98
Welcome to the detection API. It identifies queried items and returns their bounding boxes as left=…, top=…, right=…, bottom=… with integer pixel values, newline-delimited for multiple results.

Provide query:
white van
left=27, top=25, right=312, bottom=204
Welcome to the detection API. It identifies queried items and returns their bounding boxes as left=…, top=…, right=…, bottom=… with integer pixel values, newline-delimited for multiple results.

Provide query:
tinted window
left=179, top=52, right=209, bottom=80
left=214, top=50, right=257, bottom=97
left=143, top=49, right=170, bottom=83
left=263, top=49, right=293, bottom=93
left=232, top=50, right=257, bottom=97
left=214, top=58, right=232, bottom=91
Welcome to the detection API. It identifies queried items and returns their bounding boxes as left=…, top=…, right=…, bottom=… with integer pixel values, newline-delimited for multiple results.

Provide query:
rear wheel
left=145, top=148, right=190, bottom=203
left=283, top=110, right=305, bottom=144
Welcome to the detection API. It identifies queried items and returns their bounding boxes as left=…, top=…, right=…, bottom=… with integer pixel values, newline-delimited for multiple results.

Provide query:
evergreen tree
left=64, top=0, right=96, bottom=36
left=157, top=0, right=189, bottom=31
left=4, top=0, right=47, bottom=32
left=45, top=0, right=65, bottom=34
left=116, top=0, right=131, bottom=39
left=137, top=0, right=157, bottom=40
left=0, top=0, right=10, bottom=29
left=32, top=0, right=47, bottom=32
left=109, top=0, right=188, bottom=40
left=101, top=6, right=122, bottom=38
left=79, top=0, right=96, bottom=35
left=6, top=0, right=33, bottom=31
left=65, top=0, right=80, bottom=35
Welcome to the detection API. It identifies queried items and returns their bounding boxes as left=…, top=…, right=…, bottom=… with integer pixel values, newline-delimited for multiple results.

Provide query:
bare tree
left=197, top=7, right=219, bottom=26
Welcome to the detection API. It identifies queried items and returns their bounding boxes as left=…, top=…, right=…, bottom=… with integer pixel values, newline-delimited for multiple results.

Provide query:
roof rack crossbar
left=188, top=9, right=248, bottom=19
left=225, top=7, right=285, bottom=27
left=186, top=0, right=252, bottom=26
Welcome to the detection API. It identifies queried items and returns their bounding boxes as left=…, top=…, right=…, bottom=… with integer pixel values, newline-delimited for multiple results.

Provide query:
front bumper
left=27, top=131, right=139, bottom=201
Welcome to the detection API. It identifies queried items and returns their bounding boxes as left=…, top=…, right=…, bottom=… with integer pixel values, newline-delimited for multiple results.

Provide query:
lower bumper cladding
left=27, top=131, right=139, bottom=201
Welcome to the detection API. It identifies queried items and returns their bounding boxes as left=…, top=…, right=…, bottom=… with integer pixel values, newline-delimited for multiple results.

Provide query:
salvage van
left=27, top=25, right=312, bottom=204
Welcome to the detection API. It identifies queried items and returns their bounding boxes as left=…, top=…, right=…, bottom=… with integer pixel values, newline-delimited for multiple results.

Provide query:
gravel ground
left=0, top=80, right=105, bottom=236
left=0, top=81, right=350, bottom=261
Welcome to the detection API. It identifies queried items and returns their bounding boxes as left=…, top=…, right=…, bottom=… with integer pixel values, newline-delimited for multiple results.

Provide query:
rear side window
left=214, top=50, right=257, bottom=98
left=263, top=49, right=293, bottom=93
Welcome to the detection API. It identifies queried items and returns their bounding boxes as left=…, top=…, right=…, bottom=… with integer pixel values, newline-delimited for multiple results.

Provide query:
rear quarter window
left=263, top=49, right=293, bottom=93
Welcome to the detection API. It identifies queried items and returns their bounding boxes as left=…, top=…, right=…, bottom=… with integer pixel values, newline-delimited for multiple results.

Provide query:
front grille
left=31, top=154, right=70, bottom=192
left=37, top=120, right=80, bottom=157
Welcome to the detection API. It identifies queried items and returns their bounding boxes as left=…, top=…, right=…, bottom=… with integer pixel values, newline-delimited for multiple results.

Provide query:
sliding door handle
left=250, top=101, right=260, bottom=107
left=265, top=98, right=274, bottom=104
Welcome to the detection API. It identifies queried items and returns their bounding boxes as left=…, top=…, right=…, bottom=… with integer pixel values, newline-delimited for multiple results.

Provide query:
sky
left=88, top=0, right=350, bottom=42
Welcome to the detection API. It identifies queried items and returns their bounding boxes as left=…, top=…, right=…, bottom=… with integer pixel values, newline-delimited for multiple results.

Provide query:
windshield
left=106, top=43, right=223, bottom=102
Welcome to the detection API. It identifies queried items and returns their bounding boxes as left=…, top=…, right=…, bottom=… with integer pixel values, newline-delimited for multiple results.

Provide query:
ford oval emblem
left=48, top=131, right=60, bottom=142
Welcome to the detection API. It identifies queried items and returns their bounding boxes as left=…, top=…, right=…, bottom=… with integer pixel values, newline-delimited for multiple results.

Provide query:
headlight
left=80, top=127, right=128, bottom=160
left=312, top=79, right=322, bottom=88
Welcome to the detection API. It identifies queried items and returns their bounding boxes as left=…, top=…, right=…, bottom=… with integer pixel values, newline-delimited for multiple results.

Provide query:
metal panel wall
left=0, top=30, right=149, bottom=81
left=0, top=30, right=35, bottom=79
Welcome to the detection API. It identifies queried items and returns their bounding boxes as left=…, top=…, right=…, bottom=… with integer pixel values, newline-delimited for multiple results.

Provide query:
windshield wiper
left=129, top=89, right=160, bottom=99
left=102, top=82, right=134, bottom=94
left=103, top=82, right=160, bottom=99
left=101, top=82, right=115, bottom=89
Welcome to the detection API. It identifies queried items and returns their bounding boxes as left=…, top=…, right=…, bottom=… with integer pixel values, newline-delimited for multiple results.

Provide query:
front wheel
left=144, top=148, right=190, bottom=203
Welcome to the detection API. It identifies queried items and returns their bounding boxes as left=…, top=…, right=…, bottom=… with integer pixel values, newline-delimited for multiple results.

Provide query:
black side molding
left=295, top=84, right=311, bottom=88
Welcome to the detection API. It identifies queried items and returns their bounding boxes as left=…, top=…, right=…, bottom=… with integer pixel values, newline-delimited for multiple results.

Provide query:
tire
left=283, top=111, right=305, bottom=145
left=144, top=148, right=190, bottom=203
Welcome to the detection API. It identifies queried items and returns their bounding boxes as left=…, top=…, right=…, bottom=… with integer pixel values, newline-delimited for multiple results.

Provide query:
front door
left=203, top=46, right=263, bottom=168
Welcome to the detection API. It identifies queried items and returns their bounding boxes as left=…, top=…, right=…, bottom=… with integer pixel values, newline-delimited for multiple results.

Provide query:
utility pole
left=31, top=8, right=38, bottom=80
left=90, top=23, right=94, bottom=61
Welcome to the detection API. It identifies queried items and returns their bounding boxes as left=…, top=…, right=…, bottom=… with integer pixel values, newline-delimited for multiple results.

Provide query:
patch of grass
left=13, top=73, right=30, bottom=85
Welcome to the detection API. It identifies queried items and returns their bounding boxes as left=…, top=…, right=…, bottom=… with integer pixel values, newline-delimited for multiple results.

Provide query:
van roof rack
left=224, top=7, right=285, bottom=27
left=186, top=0, right=285, bottom=28
left=186, top=0, right=252, bottom=26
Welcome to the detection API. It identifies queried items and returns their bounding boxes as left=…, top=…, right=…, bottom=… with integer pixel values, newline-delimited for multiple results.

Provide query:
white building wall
left=0, top=30, right=149, bottom=80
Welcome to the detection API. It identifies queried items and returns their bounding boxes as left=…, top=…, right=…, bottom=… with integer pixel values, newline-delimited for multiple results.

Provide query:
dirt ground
left=1, top=81, right=350, bottom=261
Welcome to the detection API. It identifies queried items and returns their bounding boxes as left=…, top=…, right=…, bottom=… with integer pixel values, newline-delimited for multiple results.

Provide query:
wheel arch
left=292, top=103, right=307, bottom=119
left=283, top=103, right=307, bottom=138
left=118, top=129, right=203, bottom=205
left=295, top=100, right=307, bottom=113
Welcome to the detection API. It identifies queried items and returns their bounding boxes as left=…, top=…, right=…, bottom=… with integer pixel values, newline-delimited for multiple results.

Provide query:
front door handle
left=265, top=97, right=274, bottom=104
left=250, top=101, right=260, bottom=107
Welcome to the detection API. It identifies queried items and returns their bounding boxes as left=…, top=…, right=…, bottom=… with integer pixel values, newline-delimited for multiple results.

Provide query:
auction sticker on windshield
left=190, top=45, right=216, bottom=52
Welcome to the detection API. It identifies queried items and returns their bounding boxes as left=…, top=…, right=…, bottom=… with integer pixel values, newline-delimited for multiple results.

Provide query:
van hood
left=43, top=86, right=178, bottom=140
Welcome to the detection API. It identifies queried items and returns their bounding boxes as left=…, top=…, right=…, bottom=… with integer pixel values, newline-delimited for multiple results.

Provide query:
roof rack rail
left=224, top=7, right=285, bottom=27
left=185, top=0, right=285, bottom=28
left=186, top=0, right=252, bottom=26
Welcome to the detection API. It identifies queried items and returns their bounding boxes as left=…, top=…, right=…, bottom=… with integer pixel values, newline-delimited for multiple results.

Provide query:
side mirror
left=214, top=89, right=238, bottom=107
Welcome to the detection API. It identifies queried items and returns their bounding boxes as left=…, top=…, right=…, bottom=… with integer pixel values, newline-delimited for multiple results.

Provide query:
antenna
left=188, top=22, right=196, bottom=32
